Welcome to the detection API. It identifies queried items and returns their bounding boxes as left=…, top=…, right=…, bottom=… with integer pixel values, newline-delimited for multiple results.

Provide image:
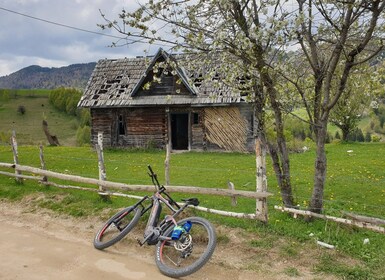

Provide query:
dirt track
left=0, top=222, right=170, bottom=280
left=0, top=201, right=263, bottom=280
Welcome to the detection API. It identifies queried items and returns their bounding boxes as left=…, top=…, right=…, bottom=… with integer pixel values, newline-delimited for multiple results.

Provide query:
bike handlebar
left=148, top=165, right=161, bottom=190
left=147, top=164, right=181, bottom=210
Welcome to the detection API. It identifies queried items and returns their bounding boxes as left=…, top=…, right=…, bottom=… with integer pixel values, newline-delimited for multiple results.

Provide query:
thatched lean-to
left=78, top=48, right=256, bottom=152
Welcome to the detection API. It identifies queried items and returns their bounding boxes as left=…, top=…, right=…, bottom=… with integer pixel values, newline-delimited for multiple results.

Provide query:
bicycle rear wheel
left=94, top=206, right=142, bottom=250
left=155, top=217, right=216, bottom=278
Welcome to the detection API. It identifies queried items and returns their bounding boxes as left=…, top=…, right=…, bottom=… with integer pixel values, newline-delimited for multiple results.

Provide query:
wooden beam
left=275, top=206, right=385, bottom=234
left=342, top=211, right=385, bottom=226
left=6, top=163, right=272, bottom=199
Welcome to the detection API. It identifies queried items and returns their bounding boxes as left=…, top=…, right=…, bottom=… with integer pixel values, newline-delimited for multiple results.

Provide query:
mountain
left=0, top=63, right=96, bottom=90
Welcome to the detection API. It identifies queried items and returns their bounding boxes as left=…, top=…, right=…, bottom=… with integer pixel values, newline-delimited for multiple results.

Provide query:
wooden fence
left=0, top=133, right=273, bottom=222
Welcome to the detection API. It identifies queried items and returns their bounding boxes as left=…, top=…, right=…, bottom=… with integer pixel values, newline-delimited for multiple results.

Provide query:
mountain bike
left=93, top=165, right=216, bottom=278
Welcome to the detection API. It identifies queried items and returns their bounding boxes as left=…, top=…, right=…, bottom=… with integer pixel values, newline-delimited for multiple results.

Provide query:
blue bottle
left=171, top=226, right=184, bottom=240
left=183, top=221, right=192, bottom=233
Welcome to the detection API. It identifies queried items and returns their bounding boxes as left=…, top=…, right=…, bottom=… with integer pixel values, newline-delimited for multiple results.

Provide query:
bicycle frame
left=135, top=166, right=190, bottom=246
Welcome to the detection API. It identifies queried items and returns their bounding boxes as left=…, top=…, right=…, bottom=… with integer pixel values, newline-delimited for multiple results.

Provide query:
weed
left=284, top=267, right=300, bottom=277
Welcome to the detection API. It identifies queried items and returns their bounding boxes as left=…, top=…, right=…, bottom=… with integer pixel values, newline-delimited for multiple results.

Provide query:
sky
left=0, top=0, right=158, bottom=77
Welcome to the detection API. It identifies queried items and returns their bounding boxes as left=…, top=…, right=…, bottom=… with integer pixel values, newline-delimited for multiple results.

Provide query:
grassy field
left=0, top=90, right=78, bottom=145
left=0, top=143, right=385, bottom=279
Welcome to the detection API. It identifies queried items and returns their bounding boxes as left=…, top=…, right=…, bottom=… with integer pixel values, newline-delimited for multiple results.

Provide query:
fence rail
left=0, top=163, right=271, bottom=200
left=0, top=159, right=272, bottom=221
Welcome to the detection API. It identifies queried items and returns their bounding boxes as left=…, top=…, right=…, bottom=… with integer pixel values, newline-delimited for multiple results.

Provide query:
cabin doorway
left=171, top=113, right=189, bottom=150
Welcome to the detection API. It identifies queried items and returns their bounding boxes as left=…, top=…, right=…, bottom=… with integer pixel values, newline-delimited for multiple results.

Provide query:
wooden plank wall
left=91, top=109, right=113, bottom=146
left=203, top=106, right=252, bottom=152
left=125, top=108, right=166, bottom=148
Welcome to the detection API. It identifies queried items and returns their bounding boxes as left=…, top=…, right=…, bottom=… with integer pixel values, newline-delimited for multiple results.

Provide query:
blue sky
left=0, top=0, right=158, bottom=76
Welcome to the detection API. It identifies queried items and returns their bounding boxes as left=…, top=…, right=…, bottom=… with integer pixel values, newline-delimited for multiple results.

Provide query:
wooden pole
left=11, top=131, right=22, bottom=183
left=227, top=181, right=237, bottom=206
left=165, top=108, right=171, bottom=185
left=275, top=206, right=385, bottom=234
left=96, top=132, right=106, bottom=193
left=39, top=145, right=47, bottom=182
left=255, top=137, right=268, bottom=223
left=342, top=211, right=385, bottom=226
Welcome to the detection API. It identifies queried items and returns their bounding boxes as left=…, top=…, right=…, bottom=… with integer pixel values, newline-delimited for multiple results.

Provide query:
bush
left=372, top=135, right=381, bottom=142
left=78, top=109, right=91, bottom=127
left=49, top=87, right=83, bottom=116
left=335, top=131, right=341, bottom=139
left=17, top=105, right=26, bottom=115
left=76, top=126, right=91, bottom=146
left=365, top=132, right=371, bottom=142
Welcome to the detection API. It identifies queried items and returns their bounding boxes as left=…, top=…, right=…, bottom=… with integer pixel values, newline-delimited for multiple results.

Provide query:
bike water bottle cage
left=182, top=198, right=199, bottom=206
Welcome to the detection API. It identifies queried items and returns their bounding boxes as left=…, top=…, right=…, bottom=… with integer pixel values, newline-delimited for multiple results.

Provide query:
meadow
left=0, top=143, right=385, bottom=279
left=0, top=89, right=78, bottom=145
left=1, top=89, right=385, bottom=279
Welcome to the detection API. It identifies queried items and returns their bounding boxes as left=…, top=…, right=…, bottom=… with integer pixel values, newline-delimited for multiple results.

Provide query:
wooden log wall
left=126, top=108, right=166, bottom=148
left=91, top=109, right=113, bottom=146
left=92, top=105, right=254, bottom=152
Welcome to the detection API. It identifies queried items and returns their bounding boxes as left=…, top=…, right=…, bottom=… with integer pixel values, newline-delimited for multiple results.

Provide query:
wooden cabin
left=78, top=49, right=255, bottom=152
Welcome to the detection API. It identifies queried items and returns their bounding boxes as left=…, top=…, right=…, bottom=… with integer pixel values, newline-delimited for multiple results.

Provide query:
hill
left=0, top=63, right=96, bottom=90
left=0, top=91, right=79, bottom=146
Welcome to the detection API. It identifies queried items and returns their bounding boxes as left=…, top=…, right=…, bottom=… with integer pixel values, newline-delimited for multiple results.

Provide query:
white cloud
left=0, top=0, right=145, bottom=76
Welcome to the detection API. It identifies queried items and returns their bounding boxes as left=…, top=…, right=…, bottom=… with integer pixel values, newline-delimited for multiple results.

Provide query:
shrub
left=17, top=105, right=26, bottom=115
left=335, top=131, right=341, bottom=139
left=76, top=126, right=91, bottom=146
left=372, top=135, right=381, bottom=142
left=78, top=109, right=91, bottom=127
left=49, top=87, right=83, bottom=116
left=365, top=132, right=371, bottom=142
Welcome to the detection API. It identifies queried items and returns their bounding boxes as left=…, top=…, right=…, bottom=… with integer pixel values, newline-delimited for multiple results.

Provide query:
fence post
left=11, top=131, right=22, bottom=183
left=227, top=181, right=237, bottom=206
left=165, top=107, right=171, bottom=185
left=96, top=132, right=107, bottom=193
left=255, top=137, right=268, bottom=223
left=39, top=145, right=48, bottom=182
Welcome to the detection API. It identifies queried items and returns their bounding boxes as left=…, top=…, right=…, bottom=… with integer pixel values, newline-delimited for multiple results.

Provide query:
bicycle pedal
left=136, top=238, right=144, bottom=246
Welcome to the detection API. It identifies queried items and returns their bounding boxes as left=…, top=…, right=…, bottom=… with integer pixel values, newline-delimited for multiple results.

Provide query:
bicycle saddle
left=182, top=198, right=200, bottom=206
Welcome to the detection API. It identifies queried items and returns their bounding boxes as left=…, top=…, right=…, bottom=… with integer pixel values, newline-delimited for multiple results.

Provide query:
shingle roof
left=78, top=48, right=246, bottom=108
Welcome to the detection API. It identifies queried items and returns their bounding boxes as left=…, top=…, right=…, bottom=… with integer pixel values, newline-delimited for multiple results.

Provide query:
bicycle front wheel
left=155, top=217, right=216, bottom=278
left=94, top=205, right=142, bottom=250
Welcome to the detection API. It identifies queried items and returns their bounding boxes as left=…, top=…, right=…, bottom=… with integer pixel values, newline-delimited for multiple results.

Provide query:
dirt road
left=0, top=222, right=171, bottom=280
left=0, top=201, right=261, bottom=280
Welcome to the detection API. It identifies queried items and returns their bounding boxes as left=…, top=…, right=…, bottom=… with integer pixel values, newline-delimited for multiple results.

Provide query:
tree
left=329, top=64, right=384, bottom=141
left=100, top=0, right=385, bottom=215
left=99, top=0, right=296, bottom=207
left=286, top=1, right=385, bottom=213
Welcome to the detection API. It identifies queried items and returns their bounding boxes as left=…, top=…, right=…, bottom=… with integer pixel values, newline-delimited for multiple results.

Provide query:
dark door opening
left=171, top=113, right=189, bottom=150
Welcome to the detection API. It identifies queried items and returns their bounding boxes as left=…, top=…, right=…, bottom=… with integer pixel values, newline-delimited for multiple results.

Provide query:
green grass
left=1, top=143, right=385, bottom=278
left=0, top=90, right=78, bottom=145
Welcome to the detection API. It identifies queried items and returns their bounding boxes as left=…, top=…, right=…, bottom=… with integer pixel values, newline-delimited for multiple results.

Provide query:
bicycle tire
left=94, top=205, right=142, bottom=250
left=155, top=217, right=216, bottom=278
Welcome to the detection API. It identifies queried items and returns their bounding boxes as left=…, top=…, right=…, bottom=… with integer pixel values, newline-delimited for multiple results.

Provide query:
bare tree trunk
left=263, top=73, right=295, bottom=208
left=42, top=120, right=60, bottom=146
left=309, top=120, right=328, bottom=213
left=268, top=144, right=294, bottom=207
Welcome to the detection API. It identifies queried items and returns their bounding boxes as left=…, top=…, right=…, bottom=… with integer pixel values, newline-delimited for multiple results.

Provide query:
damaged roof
left=78, top=48, right=247, bottom=108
